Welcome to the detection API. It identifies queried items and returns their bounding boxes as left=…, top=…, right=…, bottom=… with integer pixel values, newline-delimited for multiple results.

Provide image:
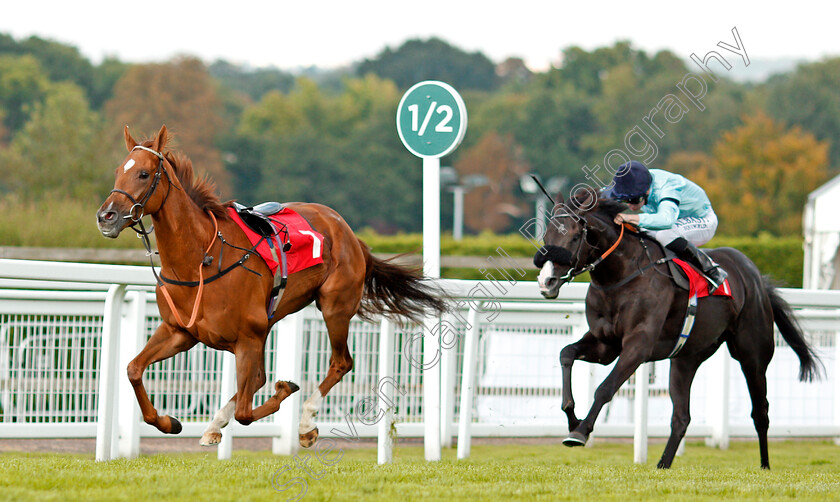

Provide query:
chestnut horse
left=534, top=191, right=822, bottom=469
left=96, top=125, right=447, bottom=448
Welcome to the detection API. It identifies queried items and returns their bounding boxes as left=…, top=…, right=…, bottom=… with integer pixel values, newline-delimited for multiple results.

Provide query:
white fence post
left=95, top=284, right=127, bottom=462
left=835, top=330, right=840, bottom=446
left=377, top=318, right=396, bottom=464
left=457, top=306, right=480, bottom=459
left=423, top=317, right=441, bottom=461
left=117, top=290, right=146, bottom=459
left=217, top=351, right=236, bottom=460
left=440, top=322, right=457, bottom=448
left=273, top=311, right=304, bottom=456
left=705, top=347, right=730, bottom=449
left=633, top=362, right=650, bottom=464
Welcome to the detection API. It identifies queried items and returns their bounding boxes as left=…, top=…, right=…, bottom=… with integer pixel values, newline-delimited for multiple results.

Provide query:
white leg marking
left=200, top=400, right=235, bottom=445
left=299, top=391, right=322, bottom=434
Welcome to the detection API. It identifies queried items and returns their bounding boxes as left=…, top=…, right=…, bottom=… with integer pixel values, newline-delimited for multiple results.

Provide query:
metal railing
left=1, top=259, right=838, bottom=464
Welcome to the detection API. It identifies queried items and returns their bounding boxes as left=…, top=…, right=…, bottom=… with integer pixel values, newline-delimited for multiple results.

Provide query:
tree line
left=0, top=34, right=834, bottom=237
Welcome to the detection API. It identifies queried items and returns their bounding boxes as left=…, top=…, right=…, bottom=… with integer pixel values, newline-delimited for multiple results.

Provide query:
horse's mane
left=567, top=189, right=628, bottom=221
left=140, top=139, right=230, bottom=219
left=594, top=197, right=628, bottom=220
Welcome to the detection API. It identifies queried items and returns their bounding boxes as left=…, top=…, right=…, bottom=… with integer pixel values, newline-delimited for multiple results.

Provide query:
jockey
left=606, top=160, right=727, bottom=292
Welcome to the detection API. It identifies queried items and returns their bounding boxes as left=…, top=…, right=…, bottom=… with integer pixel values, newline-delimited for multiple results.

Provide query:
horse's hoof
left=563, top=431, right=587, bottom=447
left=299, top=427, right=319, bottom=448
left=166, top=416, right=183, bottom=435
left=286, top=381, right=300, bottom=394
left=199, top=432, right=222, bottom=446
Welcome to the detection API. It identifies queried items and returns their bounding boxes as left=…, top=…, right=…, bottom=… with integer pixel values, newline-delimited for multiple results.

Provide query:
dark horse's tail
left=356, top=240, right=449, bottom=324
left=764, top=277, right=823, bottom=382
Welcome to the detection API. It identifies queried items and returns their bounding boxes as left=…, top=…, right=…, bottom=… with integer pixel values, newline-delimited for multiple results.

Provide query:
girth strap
left=266, top=232, right=289, bottom=318
left=159, top=257, right=253, bottom=287
left=668, top=293, right=698, bottom=358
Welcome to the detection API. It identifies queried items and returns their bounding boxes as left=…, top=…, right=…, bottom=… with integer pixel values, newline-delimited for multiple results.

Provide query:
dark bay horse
left=96, top=125, right=447, bottom=448
left=534, top=191, right=821, bottom=469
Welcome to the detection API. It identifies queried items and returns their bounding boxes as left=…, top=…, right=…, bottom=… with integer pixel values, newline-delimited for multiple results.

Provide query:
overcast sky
left=1, top=1, right=837, bottom=71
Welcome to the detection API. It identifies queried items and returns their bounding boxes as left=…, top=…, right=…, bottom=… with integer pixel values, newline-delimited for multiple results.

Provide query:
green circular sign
left=396, top=81, right=467, bottom=159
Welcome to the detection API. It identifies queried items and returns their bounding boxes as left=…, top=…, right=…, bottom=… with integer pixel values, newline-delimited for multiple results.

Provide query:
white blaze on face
left=123, top=159, right=136, bottom=172
left=537, top=261, right=555, bottom=291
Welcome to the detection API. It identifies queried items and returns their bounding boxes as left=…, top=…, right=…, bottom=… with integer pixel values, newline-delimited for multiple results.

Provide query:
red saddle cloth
left=672, top=258, right=732, bottom=298
left=227, top=207, right=324, bottom=276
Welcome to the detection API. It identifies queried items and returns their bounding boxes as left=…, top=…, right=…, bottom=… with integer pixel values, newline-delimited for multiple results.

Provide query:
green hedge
left=357, top=229, right=550, bottom=257
left=358, top=230, right=804, bottom=287
left=706, top=234, right=803, bottom=288
left=0, top=196, right=141, bottom=249
left=0, top=196, right=804, bottom=287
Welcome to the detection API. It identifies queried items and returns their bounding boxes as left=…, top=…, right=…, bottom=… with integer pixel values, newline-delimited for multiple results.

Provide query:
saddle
left=233, top=202, right=288, bottom=241
left=633, top=229, right=730, bottom=357
left=232, top=202, right=291, bottom=316
left=656, top=238, right=730, bottom=297
left=633, top=228, right=731, bottom=299
left=662, top=247, right=691, bottom=291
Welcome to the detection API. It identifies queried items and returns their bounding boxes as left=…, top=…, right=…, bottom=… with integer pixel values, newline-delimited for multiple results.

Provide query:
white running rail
left=1, top=259, right=838, bottom=464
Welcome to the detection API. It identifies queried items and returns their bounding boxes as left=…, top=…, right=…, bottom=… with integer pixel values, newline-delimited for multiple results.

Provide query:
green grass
left=0, top=441, right=838, bottom=501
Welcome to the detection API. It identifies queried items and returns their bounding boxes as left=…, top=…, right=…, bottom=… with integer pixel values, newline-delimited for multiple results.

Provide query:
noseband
left=110, top=145, right=175, bottom=232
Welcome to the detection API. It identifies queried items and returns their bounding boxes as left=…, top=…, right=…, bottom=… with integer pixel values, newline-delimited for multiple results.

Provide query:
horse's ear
left=151, top=124, right=168, bottom=152
left=124, top=125, right=137, bottom=152
left=581, top=190, right=595, bottom=210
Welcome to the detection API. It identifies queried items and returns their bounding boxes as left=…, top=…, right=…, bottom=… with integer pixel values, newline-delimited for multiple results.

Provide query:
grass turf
left=0, top=440, right=838, bottom=501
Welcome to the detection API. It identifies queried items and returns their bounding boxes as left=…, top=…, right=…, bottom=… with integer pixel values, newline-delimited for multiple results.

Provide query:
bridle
left=545, top=211, right=675, bottom=292
left=107, top=145, right=264, bottom=329
left=110, top=145, right=176, bottom=234
left=108, top=145, right=220, bottom=329
left=547, top=214, right=631, bottom=284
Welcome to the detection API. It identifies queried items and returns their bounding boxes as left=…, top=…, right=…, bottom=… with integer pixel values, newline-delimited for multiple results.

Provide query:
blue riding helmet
left=604, top=161, right=652, bottom=202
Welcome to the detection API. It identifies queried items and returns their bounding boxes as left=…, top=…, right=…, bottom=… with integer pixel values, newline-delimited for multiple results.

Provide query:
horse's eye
left=139, top=171, right=150, bottom=180
left=571, top=234, right=580, bottom=241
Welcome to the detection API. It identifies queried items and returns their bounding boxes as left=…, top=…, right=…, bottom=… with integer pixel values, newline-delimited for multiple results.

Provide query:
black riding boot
left=666, top=237, right=728, bottom=293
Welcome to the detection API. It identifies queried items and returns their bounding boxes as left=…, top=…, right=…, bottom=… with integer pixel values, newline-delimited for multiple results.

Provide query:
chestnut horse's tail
left=356, top=241, right=449, bottom=324
left=764, top=277, right=824, bottom=382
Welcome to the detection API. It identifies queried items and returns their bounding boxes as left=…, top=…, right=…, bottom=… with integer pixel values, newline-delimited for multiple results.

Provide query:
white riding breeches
left=648, top=211, right=719, bottom=247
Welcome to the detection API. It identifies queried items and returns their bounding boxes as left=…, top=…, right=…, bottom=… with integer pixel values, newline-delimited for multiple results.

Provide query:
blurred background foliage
left=0, top=33, right=831, bottom=285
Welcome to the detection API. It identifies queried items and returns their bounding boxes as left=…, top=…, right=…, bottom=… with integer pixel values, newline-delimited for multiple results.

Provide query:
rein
left=131, top=209, right=262, bottom=330
left=111, top=145, right=260, bottom=330
left=588, top=224, right=673, bottom=292
left=553, top=212, right=696, bottom=358
left=558, top=222, right=633, bottom=283
left=156, top=212, right=219, bottom=329
left=588, top=258, right=662, bottom=291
